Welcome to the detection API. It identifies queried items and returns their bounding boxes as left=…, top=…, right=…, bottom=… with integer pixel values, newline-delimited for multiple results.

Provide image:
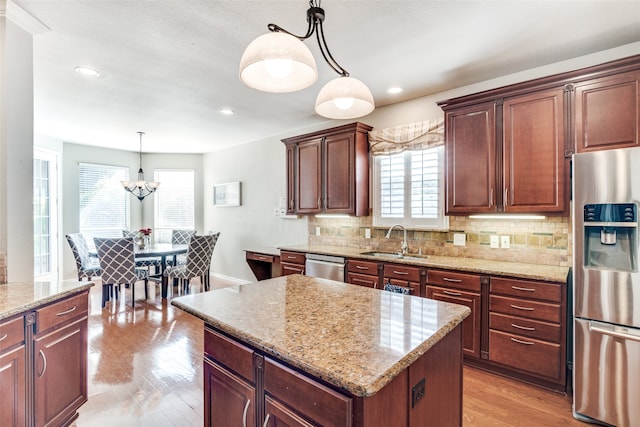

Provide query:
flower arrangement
left=138, top=227, right=152, bottom=237
left=136, top=228, right=152, bottom=248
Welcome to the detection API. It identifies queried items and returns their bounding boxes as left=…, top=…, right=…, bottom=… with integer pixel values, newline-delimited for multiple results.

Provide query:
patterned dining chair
left=163, top=233, right=219, bottom=295
left=94, top=237, right=149, bottom=308
left=66, top=233, right=101, bottom=281
left=168, top=229, right=196, bottom=266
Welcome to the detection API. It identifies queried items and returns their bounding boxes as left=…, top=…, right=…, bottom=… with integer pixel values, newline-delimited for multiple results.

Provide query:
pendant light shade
left=239, top=31, right=318, bottom=93
left=315, top=76, right=375, bottom=119
left=121, top=132, right=160, bottom=202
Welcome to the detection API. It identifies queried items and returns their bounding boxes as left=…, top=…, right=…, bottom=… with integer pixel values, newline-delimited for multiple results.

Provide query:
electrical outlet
left=490, top=235, right=500, bottom=248
left=365, top=228, right=371, bottom=239
left=500, top=235, right=510, bottom=249
left=315, top=227, right=321, bottom=236
left=411, top=378, right=426, bottom=408
left=453, top=233, right=466, bottom=246
left=273, top=208, right=280, bottom=216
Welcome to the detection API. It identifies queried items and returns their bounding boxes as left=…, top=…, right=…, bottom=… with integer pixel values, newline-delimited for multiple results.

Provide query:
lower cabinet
left=426, top=269, right=483, bottom=359
left=346, top=259, right=379, bottom=289
left=280, top=251, right=306, bottom=276
left=204, top=359, right=255, bottom=427
left=0, top=291, right=89, bottom=427
left=383, top=263, right=423, bottom=296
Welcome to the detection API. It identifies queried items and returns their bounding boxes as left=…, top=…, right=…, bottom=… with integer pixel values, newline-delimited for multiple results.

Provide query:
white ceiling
left=13, top=0, right=640, bottom=154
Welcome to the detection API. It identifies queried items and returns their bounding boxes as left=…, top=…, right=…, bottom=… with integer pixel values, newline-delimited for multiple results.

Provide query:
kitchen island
left=172, top=274, right=470, bottom=426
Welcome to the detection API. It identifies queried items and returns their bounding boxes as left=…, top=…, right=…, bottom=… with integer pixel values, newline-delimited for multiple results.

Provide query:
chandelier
left=239, top=0, right=374, bottom=120
left=121, top=131, right=160, bottom=201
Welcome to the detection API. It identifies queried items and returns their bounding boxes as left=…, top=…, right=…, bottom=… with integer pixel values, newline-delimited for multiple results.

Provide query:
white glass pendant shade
left=314, top=76, right=375, bottom=119
left=239, top=32, right=318, bottom=93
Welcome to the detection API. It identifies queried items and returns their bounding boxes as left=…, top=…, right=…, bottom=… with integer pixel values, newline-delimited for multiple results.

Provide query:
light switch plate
left=500, top=235, right=510, bottom=249
left=490, top=235, right=500, bottom=248
left=315, top=227, right=321, bottom=236
left=365, top=228, right=371, bottom=239
left=453, top=233, right=466, bottom=246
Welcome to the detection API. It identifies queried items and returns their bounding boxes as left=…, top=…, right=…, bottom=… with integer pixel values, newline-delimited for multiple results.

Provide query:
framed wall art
left=213, top=181, right=241, bottom=207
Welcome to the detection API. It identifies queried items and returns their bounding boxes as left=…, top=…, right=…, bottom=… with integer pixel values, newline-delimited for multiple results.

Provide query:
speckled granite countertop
left=172, top=274, right=470, bottom=397
left=0, top=280, right=94, bottom=321
left=278, top=244, right=570, bottom=283
left=244, top=246, right=281, bottom=257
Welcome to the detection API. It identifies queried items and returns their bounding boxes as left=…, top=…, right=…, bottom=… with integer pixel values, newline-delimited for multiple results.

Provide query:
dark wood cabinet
left=426, top=269, right=483, bottom=359
left=0, top=316, right=26, bottom=427
left=573, top=70, right=640, bottom=152
left=346, top=259, right=380, bottom=289
left=488, top=277, right=566, bottom=391
left=280, top=251, right=305, bottom=276
left=245, top=249, right=281, bottom=281
left=204, top=359, right=255, bottom=427
left=442, top=88, right=567, bottom=215
left=383, top=263, right=423, bottom=296
left=283, top=122, right=372, bottom=216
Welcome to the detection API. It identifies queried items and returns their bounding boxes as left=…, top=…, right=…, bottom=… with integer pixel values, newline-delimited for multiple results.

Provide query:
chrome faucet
left=386, top=224, right=408, bottom=255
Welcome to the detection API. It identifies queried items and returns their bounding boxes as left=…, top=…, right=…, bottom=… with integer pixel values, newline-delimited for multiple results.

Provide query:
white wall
left=0, top=18, right=34, bottom=282
left=203, top=41, right=640, bottom=283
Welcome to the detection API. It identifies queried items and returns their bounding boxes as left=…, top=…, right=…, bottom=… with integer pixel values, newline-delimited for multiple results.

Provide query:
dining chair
left=168, top=229, right=196, bottom=266
left=94, top=237, right=149, bottom=308
left=122, top=229, right=162, bottom=273
left=66, top=233, right=102, bottom=281
left=163, top=233, right=219, bottom=295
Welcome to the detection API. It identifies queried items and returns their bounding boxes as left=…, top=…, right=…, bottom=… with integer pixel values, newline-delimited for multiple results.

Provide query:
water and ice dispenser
left=583, top=203, right=638, bottom=271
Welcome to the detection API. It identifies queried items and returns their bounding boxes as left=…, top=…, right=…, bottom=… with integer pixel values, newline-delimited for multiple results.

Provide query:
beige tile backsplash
left=308, top=215, right=571, bottom=267
left=0, top=252, right=6, bottom=284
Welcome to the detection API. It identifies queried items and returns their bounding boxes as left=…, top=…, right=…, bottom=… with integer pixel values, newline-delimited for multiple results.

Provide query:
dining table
left=90, top=243, right=188, bottom=299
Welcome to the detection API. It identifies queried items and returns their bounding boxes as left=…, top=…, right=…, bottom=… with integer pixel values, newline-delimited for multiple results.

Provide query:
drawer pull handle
left=589, top=324, right=640, bottom=343
left=512, top=286, right=535, bottom=292
left=355, top=265, right=369, bottom=270
left=38, top=350, right=47, bottom=377
left=511, top=323, right=536, bottom=331
left=262, top=414, right=270, bottom=427
left=0, top=333, right=7, bottom=342
left=287, top=256, right=297, bottom=259
left=443, top=290, right=462, bottom=296
left=374, top=282, right=378, bottom=289
left=243, top=399, right=251, bottom=427
left=393, top=270, right=409, bottom=275
left=510, top=337, right=534, bottom=346
left=257, top=256, right=268, bottom=260
left=510, top=304, right=534, bottom=311
left=443, top=277, right=462, bottom=283
left=56, top=305, right=77, bottom=316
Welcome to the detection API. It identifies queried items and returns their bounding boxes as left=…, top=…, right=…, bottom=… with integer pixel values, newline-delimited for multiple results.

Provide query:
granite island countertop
left=0, top=280, right=94, bottom=321
left=278, top=244, right=570, bottom=283
left=171, top=274, right=470, bottom=397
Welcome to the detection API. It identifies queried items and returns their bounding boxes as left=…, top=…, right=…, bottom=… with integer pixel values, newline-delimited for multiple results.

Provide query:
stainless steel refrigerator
left=573, top=147, right=640, bottom=426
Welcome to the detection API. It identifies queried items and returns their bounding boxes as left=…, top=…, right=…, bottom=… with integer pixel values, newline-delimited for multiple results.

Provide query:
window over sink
left=373, top=146, right=448, bottom=230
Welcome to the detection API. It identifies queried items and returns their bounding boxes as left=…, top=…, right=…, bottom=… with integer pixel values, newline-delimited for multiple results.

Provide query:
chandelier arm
left=316, top=21, right=349, bottom=77
left=267, top=18, right=315, bottom=41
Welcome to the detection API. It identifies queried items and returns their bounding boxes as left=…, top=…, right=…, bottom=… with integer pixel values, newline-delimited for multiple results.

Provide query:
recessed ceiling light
left=387, top=87, right=403, bottom=95
left=75, top=66, right=101, bottom=77
left=220, top=108, right=234, bottom=115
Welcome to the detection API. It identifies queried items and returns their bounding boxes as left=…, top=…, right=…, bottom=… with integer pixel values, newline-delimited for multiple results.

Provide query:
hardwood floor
left=73, top=279, right=587, bottom=426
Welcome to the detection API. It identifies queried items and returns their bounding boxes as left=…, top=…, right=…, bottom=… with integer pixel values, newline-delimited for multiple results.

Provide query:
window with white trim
left=154, top=169, right=195, bottom=243
left=373, top=146, right=448, bottom=229
left=79, top=163, right=130, bottom=244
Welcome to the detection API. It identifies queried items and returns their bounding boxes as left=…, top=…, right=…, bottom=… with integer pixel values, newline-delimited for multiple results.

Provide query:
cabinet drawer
left=280, top=251, right=306, bottom=265
left=490, top=312, right=561, bottom=343
left=491, top=277, right=561, bottom=303
left=347, top=259, right=378, bottom=275
left=0, top=316, right=24, bottom=350
left=427, top=269, right=481, bottom=292
left=383, top=264, right=421, bottom=282
left=347, top=272, right=379, bottom=289
left=36, top=292, right=88, bottom=334
left=490, top=295, right=561, bottom=323
left=246, top=251, right=275, bottom=263
left=204, top=327, right=255, bottom=382
left=489, top=329, right=562, bottom=381
left=386, top=279, right=420, bottom=296
left=264, top=358, right=352, bottom=427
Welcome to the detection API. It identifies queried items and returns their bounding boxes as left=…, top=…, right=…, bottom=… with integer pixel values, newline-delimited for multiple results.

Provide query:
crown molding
left=0, top=0, right=50, bottom=35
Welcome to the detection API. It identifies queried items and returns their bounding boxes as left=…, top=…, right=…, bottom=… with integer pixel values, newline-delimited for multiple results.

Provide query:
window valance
left=368, top=118, right=444, bottom=155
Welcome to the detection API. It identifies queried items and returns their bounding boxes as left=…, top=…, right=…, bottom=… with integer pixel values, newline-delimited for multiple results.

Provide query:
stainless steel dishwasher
left=304, top=253, right=346, bottom=282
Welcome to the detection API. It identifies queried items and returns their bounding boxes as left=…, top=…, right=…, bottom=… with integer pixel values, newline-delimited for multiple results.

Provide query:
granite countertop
left=278, top=244, right=570, bottom=283
left=172, top=274, right=470, bottom=397
left=0, top=280, right=94, bottom=321
left=244, top=246, right=281, bottom=257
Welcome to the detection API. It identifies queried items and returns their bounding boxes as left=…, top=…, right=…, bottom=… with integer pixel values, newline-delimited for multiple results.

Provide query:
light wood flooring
left=73, top=279, right=588, bottom=427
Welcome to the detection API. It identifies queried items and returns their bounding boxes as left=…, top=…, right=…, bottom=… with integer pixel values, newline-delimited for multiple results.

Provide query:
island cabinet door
left=204, top=359, right=255, bottom=427
left=0, top=346, right=26, bottom=427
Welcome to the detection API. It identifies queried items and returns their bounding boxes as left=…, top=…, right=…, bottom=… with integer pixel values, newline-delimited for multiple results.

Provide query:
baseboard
left=210, top=272, right=252, bottom=285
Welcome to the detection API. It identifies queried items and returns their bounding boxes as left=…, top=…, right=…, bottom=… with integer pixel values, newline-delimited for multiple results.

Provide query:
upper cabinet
left=573, top=70, right=640, bottom=153
left=442, top=88, right=567, bottom=215
left=282, top=122, right=372, bottom=216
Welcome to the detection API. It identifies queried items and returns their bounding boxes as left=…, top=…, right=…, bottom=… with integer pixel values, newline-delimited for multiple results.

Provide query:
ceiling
left=13, top=0, right=640, bottom=154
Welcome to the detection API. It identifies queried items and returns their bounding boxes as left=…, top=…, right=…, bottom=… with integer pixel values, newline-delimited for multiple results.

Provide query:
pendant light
left=239, top=0, right=374, bottom=119
left=121, top=131, right=160, bottom=201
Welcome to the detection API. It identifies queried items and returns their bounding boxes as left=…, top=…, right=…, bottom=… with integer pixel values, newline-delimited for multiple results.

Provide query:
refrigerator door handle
left=589, top=322, right=640, bottom=343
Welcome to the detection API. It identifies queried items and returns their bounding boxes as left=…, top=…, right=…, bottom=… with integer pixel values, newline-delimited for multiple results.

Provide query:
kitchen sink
left=360, top=251, right=429, bottom=261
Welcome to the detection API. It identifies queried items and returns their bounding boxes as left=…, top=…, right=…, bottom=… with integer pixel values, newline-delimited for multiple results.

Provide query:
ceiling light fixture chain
left=121, top=131, right=160, bottom=202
